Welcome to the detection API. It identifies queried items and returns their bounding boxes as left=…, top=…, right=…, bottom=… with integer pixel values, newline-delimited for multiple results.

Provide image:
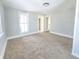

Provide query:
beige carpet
left=4, top=32, right=78, bottom=59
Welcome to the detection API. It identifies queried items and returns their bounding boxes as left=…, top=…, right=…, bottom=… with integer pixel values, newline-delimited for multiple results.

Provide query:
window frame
left=19, top=12, right=29, bottom=33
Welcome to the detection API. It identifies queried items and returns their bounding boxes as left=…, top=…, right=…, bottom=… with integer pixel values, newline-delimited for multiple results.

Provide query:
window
left=19, top=13, right=29, bottom=33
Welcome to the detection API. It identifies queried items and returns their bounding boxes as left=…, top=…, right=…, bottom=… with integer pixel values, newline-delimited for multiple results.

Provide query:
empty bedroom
left=0, top=0, right=79, bottom=59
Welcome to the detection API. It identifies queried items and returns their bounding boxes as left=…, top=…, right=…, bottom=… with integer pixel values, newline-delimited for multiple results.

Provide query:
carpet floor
left=4, top=32, right=78, bottom=59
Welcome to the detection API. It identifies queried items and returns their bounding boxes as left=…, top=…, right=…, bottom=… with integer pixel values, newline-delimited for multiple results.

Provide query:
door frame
left=37, top=15, right=51, bottom=32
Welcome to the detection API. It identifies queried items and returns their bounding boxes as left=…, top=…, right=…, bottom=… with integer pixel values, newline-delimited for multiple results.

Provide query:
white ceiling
left=2, top=0, right=65, bottom=13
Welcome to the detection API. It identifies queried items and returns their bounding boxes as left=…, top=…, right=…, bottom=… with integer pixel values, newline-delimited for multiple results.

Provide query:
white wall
left=50, top=0, right=76, bottom=37
left=29, top=12, right=38, bottom=33
left=72, top=0, right=79, bottom=58
left=5, top=7, right=38, bottom=37
left=0, top=2, right=6, bottom=59
left=5, top=8, right=20, bottom=37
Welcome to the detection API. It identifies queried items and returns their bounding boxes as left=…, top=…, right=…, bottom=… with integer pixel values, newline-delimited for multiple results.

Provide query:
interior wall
left=72, top=0, right=79, bottom=58
left=29, top=12, right=38, bottom=33
left=4, top=7, right=38, bottom=37
left=0, top=2, right=6, bottom=59
left=50, top=0, right=76, bottom=37
left=5, top=7, right=20, bottom=37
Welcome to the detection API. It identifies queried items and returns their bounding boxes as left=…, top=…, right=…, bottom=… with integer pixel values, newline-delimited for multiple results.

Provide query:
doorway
left=37, top=15, right=51, bottom=32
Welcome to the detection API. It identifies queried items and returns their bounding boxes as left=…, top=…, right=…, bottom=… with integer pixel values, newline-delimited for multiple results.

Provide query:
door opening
left=37, top=15, right=51, bottom=32
left=37, top=15, right=44, bottom=32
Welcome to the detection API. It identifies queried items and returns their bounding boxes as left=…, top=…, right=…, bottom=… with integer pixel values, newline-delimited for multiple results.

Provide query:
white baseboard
left=0, top=40, right=7, bottom=59
left=7, top=32, right=40, bottom=40
left=72, top=52, right=79, bottom=58
left=49, top=31, right=73, bottom=39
